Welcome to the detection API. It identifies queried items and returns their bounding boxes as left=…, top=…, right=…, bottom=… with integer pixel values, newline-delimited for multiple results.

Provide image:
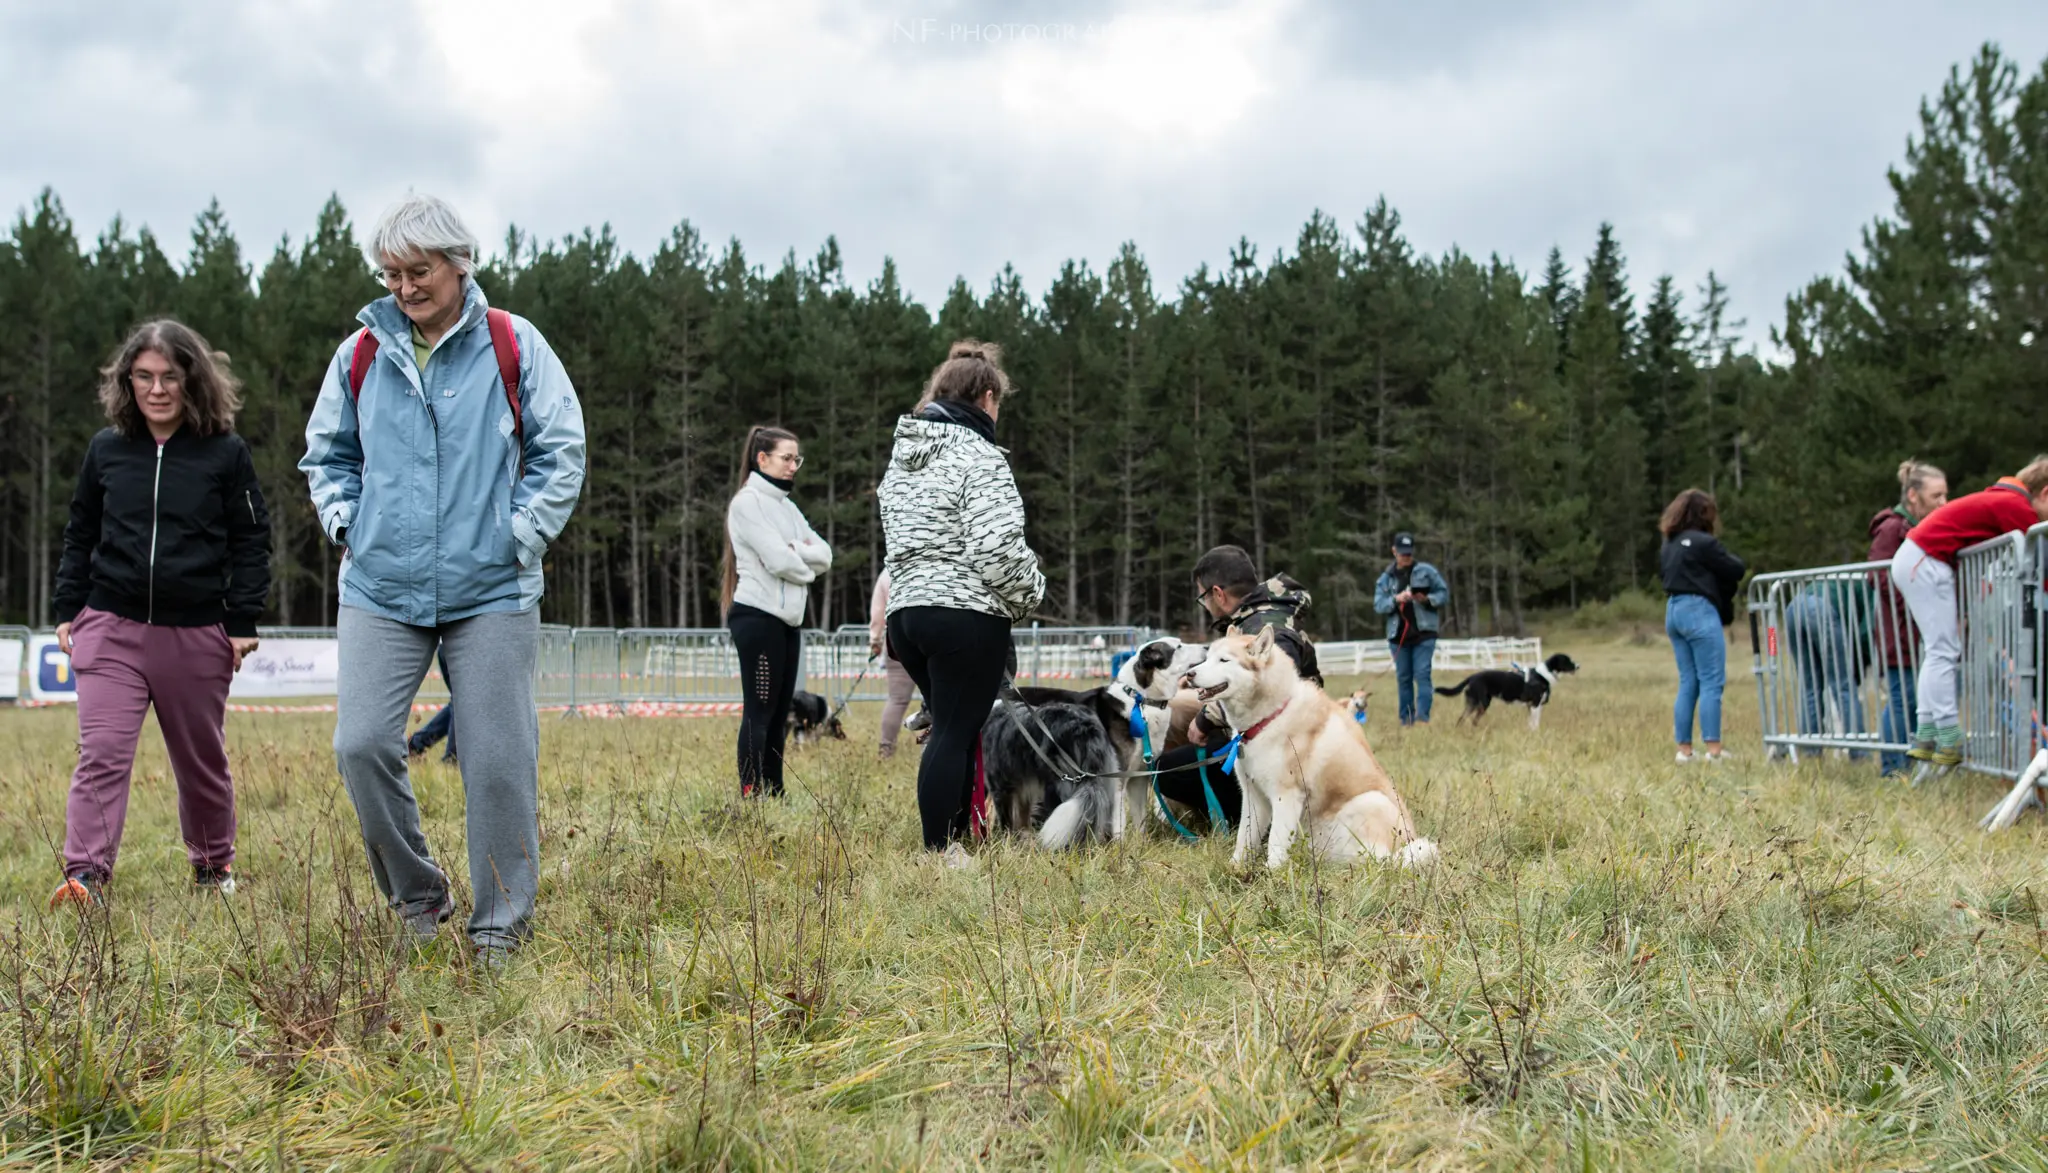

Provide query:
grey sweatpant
left=335, top=605, right=541, bottom=948
left=1891, top=539, right=1959, bottom=728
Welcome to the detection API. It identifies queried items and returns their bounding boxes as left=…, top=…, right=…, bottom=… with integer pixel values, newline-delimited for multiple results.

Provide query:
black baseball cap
left=1392, top=533, right=1416, bottom=554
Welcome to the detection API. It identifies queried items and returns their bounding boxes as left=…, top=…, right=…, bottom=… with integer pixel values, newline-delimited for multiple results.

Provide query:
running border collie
left=1434, top=653, right=1579, bottom=729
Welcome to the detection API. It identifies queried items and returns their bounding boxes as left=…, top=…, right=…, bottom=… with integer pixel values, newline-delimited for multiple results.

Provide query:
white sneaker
left=1705, top=751, right=1730, bottom=764
left=1675, top=751, right=1696, bottom=764
left=942, top=843, right=975, bottom=871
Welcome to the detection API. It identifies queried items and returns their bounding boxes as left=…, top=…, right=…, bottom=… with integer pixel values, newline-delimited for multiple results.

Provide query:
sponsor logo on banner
left=232, top=639, right=340, bottom=698
left=29, top=636, right=76, bottom=702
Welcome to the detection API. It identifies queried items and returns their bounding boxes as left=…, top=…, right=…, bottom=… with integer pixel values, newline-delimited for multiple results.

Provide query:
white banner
left=231, top=638, right=340, bottom=698
left=0, top=638, right=22, bottom=701
left=28, top=636, right=77, bottom=702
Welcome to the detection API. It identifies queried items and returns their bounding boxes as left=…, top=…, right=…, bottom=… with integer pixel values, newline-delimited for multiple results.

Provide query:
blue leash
left=1136, top=704, right=1233, bottom=839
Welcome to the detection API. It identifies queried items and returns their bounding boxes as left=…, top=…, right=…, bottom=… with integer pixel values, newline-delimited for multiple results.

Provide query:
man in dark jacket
left=1150, top=545, right=1321, bottom=831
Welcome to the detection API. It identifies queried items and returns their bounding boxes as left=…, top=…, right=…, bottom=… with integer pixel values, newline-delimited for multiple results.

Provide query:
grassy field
left=5, top=634, right=2048, bottom=1170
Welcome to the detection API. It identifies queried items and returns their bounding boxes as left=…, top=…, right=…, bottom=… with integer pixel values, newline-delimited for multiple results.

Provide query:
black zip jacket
left=54, top=426, right=272, bottom=636
left=1659, top=529, right=1746, bottom=626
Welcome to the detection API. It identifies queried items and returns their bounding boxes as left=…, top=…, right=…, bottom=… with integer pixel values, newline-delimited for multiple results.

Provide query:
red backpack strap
left=347, top=327, right=379, bottom=399
left=485, top=308, right=523, bottom=447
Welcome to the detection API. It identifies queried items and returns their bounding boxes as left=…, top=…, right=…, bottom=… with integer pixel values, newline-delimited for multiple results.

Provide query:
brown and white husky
left=1184, top=628, right=1439, bottom=869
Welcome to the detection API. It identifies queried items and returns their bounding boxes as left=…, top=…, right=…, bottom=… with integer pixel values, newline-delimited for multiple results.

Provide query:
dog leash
left=825, top=659, right=874, bottom=728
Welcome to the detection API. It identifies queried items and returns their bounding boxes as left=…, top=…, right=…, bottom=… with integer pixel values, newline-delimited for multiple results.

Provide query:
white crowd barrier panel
left=1315, top=637, right=1544, bottom=678
left=1746, top=561, right=1924, bottom=765
left=0, top=624, right=30, bottom=702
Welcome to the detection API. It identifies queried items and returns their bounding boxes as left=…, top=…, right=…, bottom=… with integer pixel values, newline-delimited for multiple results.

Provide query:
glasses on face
left=130, top=370, right=183, bottom=392
left=377, top=260, right=441, bottom=289
left=1193, top=584, right=1214, bottom=605
left=770, top=451, right=805, bottom=470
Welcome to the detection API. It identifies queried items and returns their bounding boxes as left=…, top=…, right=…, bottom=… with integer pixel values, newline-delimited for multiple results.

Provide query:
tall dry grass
left=3, top=636, right=2046, bottom=1169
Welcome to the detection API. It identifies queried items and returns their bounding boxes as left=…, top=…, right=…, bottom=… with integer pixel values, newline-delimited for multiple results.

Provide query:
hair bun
left=1897, top=459, right=1917, bottom=486
left=949, top=343, right=987, bottom=362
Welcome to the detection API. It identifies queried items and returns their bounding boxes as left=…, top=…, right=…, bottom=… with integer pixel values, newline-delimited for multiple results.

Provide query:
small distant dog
left=984, top=683, right=1172, bottom=848
left=1434, top=653, right=1579, bottom=729
left=788, top=690, right=846, bottom=743
left=1343, top=688, right=1369, bottom=726
left=1182, top=628, right=1437, bottom=869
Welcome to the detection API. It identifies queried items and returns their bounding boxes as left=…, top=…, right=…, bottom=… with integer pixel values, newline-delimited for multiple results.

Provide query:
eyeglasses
left=770, top=452, right=805, bottom=469
left=129, top=370, right=183, bottom=392
left=1192, top=584, right=1215, bottom=604
left=377, top=260, right=441, bottom=289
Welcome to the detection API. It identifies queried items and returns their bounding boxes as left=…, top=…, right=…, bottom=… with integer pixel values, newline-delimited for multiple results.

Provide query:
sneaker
left=1675, top=751, right=1696, bottom=764
left=47, top=873, right=104, bottom=911
left=1931, top=745, right=1964, bottom=769
left=942, top=843, right=975, bottom=871
left=1705, top=751, right=1731, bottom=764
left=193, top=864, right=237, bottom=895
left=1907, top=741, right=1937, bottom=763
left=402, top=889, right=456, bottom=942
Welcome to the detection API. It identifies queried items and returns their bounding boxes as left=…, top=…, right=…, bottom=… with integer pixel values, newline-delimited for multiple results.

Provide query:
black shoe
left=193, top=863, right=237, bottom=894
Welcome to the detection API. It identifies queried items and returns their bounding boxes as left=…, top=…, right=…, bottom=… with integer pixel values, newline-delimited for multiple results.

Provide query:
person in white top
left=722, top=425, right=831, bottom=796
left=868, top=569, right=921, bottom=757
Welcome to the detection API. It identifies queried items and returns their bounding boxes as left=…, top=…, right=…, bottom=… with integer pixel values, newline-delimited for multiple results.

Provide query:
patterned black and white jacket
left=878, top=414, right=1045, bottom=622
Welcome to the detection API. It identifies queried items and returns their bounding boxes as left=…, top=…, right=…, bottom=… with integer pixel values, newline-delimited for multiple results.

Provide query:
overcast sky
left=3, top=0, right=2042, bottom=347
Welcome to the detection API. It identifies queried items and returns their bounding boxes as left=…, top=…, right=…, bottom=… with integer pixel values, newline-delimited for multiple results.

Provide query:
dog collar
left=1240, top=699, right=1290, bottom=743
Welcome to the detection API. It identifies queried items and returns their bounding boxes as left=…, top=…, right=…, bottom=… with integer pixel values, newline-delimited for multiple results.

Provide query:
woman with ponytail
left=879, top=340, right=1045, bottom=861
left=1867, top=460, right=1947, bottom=775
left=723, top=426, right=831, bottom=797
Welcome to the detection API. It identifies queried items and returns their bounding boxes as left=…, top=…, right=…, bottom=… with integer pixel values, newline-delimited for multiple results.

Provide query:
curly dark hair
left=97, top=319, right=242, bottom=438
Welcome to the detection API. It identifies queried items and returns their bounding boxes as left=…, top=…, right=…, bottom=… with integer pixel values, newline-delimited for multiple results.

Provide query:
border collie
left=788, top=690, right=846, bottom=743
left=1434, top=653, right=1579, bottom=729
left=985, top=683, right=1171, bottom=848
left=1116, top=636, right=1209, bottom=701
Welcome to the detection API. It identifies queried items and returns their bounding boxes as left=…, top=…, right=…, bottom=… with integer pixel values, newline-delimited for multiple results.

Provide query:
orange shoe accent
left=47, top=876, right=100, bottom=911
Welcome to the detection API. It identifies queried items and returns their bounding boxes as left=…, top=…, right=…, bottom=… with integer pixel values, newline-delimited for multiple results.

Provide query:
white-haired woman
left=301, top=193, right=587, bottom=968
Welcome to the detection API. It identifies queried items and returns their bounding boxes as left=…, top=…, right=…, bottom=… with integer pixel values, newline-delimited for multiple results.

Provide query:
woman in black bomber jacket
left=47, top=320, right=271, bottom=911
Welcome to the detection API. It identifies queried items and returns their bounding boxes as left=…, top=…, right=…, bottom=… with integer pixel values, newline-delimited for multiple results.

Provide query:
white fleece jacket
left=727, top=472, right=832, bottom=626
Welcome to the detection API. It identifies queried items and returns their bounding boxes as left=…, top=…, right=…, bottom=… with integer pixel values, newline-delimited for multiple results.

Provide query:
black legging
left=728, top=602, right=802, bottom=797
left=887, top=605, right=1011, bottom=849
left=1151, top=742, right=1244, bottom=831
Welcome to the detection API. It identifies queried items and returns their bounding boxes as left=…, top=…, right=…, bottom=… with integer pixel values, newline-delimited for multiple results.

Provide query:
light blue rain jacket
left=300, top=280, right=586, bottom=626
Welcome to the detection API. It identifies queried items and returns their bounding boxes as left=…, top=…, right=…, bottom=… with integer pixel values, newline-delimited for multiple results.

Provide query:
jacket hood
left=889, top=415, right=986, bottom=472
left=1870, top=504, right=1910, bottom=540
left=1214, top=573, right=1312, bottom=632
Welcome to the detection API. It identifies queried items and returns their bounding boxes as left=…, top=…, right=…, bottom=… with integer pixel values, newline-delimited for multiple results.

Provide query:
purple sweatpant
left=62, top=607, right=237, bottom=880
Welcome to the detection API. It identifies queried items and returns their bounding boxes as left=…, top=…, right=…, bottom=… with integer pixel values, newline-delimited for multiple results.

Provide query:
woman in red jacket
left=1868, top=460, right=1947, bottom=775
left=1890, top=458, right=2048, bottom=769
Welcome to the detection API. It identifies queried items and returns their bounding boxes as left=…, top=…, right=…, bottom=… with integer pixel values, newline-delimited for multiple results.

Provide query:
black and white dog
left=788, top=690, right=847, bottom=743
left=1117, top=636, right=1209, bottom=701
left=983, top=683, right=1171, bottom=848
left=1434, top=653, right=1579, bottom=729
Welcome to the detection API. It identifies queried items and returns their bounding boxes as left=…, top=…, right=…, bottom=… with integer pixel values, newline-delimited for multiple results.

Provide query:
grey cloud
left=3, top=0, right=2043, bottom=344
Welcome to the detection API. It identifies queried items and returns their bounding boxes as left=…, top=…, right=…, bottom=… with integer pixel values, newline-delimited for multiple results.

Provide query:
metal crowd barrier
left=1955, top=528, right=2040, bottom=780
left=3, top=619, right=1165, bottom=711
left=1747, top=561, right=1923, bottom=764
left=1315, top=636, right=1545, bottom=677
